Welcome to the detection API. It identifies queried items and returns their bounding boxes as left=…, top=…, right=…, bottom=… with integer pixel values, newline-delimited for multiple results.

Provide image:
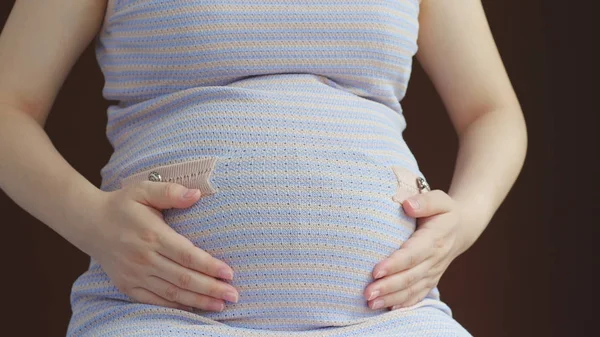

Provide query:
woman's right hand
left=84, top=180, right=239, bottom=312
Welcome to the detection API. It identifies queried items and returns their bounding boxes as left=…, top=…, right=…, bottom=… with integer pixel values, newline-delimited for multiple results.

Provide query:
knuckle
left=434, top=237, right=445, bottom=249
left=177, top=272, right=192, bottom=289
left=191, top=293, right=208, bottom=306
left=407, top=253, right=416, bottom=267
left=405, top=273, right=416, bottom=287
left=130, top=249, right=153, bottom=267
left=208, top=281, right=224, bottom=298
left=178, top=248, right=194, bottom=268
left=165, top=183, right=179, bottom=199
left=194, top=295, right=213, bottom=310
left=139, top=228, right=160, bottom=245
left=164, top=284, right=179, bottom=302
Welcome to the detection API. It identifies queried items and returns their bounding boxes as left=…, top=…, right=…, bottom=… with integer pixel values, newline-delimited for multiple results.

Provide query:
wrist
left=62, top=176, right=108, bottom=255
left=453, top=198, right=492, bottom=256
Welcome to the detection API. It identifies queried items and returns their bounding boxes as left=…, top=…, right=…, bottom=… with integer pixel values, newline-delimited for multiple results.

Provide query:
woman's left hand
left=364, top=189, right=468, bottom=310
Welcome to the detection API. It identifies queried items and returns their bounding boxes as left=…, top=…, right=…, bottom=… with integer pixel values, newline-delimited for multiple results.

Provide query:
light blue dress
left=67, top=0, right=472, bottom=336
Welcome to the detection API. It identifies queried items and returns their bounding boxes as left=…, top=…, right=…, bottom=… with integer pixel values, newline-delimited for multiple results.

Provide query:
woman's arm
left=415, top=0, right=528, bottom=254
left=0, top=0, right=108, bottom=251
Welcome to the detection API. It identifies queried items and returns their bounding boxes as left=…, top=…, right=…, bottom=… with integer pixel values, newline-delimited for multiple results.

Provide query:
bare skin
left=0, top=0, right=238, bottom=312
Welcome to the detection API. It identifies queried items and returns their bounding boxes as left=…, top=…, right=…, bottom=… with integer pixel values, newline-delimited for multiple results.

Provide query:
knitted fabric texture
left=67, top=0, right=472, bottom=336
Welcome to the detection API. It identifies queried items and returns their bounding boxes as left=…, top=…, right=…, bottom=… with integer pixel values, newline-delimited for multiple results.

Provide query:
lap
left=67, top=298, right=472, bottom=337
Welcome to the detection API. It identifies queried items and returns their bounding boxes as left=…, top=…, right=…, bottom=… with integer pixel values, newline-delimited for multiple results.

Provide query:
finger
left=368, top=277, right=431, bottom=310
left=372, top=229, right=435, bottom=279
left=128, top=286, right=193, bottom=312
left=389, top=284, right=433, bottom=310
left=156, top=229, right=235, bottom=280
left=402, top=189, right=454, bottom=218
left=149, top=252, right=239, bottom=303
left=143, top=275, right=226, bottom=312
left=131, top=180, right=202, bottom=210
left=365, top=257, right=433, bottom=301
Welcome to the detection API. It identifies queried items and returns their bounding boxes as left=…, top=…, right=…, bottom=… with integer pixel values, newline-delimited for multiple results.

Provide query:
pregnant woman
left=0, top=0, right=527, bottom=336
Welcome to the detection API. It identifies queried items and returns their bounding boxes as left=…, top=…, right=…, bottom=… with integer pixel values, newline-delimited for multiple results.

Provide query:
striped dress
left=67, top=0, right=473, bottom=336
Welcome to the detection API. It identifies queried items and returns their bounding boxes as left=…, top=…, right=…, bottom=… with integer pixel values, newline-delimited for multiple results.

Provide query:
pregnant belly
left=120, top=148, right=427, bottom=331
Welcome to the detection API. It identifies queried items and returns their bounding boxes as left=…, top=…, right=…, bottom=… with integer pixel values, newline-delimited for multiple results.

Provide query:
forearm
left=0, top=104, right=104, bottom=254
left=447, top=107, right=527, bottom=255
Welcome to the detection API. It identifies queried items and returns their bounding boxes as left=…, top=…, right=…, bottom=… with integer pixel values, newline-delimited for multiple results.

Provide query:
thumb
left=402, top=190, right=453, bottom=218
left=131, top=181, right=202, bottom=210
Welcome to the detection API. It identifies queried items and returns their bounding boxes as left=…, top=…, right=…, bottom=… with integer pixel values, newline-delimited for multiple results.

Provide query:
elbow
left=497, top=101, right=529, bottom=170
left=516, top=104, right=528, bottom=168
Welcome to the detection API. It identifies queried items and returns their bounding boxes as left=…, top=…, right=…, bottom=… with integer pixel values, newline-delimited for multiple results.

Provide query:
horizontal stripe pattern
left=68, top=0, right=472, bottom=336
left=97, top=0, right=419, bottom=106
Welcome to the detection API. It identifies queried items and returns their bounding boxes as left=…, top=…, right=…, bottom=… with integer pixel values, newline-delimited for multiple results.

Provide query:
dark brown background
left=1, top=1, right=596, bottom=336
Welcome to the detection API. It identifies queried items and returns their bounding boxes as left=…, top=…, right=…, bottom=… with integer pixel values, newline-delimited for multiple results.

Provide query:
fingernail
left=211, top=302, right=225, bottom=312
left=407, top=197, right=420, bottom=210
left=374, top=269, right=387, bottom=279
left=218, top=268, right=233, bottom=280
left=223, top=291, right=238, bottom=303
left=368, top=290, right=380, bottom=301
left=372, top=299, right=385, bottom=310
left=182, top=188, right=200, bottom=199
